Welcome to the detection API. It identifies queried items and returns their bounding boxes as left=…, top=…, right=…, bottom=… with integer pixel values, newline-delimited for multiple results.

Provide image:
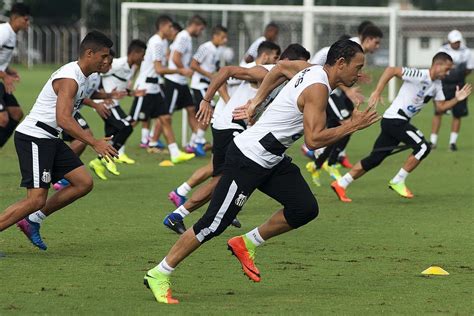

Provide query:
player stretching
left=0, top=31, right=117, bottom=251
left=331, top=52, right=472, bottom=202
left=143, top=40, right=379, bottom=304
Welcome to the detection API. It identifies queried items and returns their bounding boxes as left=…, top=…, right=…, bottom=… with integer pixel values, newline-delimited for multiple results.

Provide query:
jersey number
left=294, top=68, right=311, bottom=88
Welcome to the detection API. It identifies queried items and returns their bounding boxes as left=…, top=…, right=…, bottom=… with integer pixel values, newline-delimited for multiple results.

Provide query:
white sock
left=449, top=132, right=458, bottom=145
left=189, top=132, right=197, bottom=146
left=196, top=128, right=206, bottom=144
left=155, top=258, right=175, bottom=275
left=338, top=149, right=346, bottom=158
left=168, top=143, right=180, bottom=158
left=172, top=205, right=190, bottom=218
left=118, top=145, right=125, bottom=155
left=337, top=173, right=354, bottom=189
left=28, top=210, right=46, bottom=224
left=141, top=128, right=149, bottom=144
left=245, top=227, right=265, bottom=247
left=176, top=182, right=192, bottom=197
left=430, top=133, right=438, bottom=145
left=391, top=168, right=409, bottom=184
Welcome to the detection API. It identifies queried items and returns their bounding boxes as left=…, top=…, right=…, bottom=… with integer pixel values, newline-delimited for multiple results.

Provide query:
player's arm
left=190, top=58, right=213, bottom=79
left=54, top=79, right=118, bottom=160
left=172, top=51, right=193, bottom=78
left=302, top=84, right=380, bottom=150
left=368, top=66, right=403, bottom=108
left=154, top=60, right=187, bottom=76
left=91, top=89, right=127, bottom=101
left=82, top=98, right=111, bottom=119
left=434, top=84, right=472, bottom=112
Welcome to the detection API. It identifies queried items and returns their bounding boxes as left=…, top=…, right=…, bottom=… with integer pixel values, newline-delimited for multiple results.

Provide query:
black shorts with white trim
left=163, top=78, right=194, bottom=113
left=14, top=131, right=83, bottom=189
left=211, top=127, right=243, bottom=176
left=130, top=93, right=167, bottom=121
left=0, top=82, right=20, bottom=112
left=62, top=112, right=89, bottom=142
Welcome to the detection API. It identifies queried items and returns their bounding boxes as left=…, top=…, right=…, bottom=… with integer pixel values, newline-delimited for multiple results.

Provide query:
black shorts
left=211, top=127, right=243, bottom=176
left=163, top=78, right=194, bottom=112
left=14, top=132, right=83, bottom=189
left=105, top=105, right=131, bottom=136
left=192, top=88, right=208, bottom=112
left=0, top=82, right=20, bottom=112
left=436, top=83, right=468, bottom=118
left=62, top=112, right=89, bottom=142
left=130, top=93, right=166, bottom=121
left=327, top=90, right=353, bottom=122
left=193, top=142, right=319, bottom=243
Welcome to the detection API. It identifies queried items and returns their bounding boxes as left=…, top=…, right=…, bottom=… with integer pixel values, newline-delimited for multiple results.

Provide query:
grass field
left=0, top=65, right=473, bottom=315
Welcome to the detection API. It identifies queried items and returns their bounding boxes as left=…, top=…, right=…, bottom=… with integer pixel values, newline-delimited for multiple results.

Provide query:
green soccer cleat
left=171, top=151, right=195, bottom=164
left=114, top=153, right=135, bottom=164
left=88, top=158, right=107, bottom=180
left=305, top=162, right=321, bottom=187
left=144, top=269, right=179, bottom=304
left=388, top=181, right=414, bottom=199
left=326, top=164, right=342, bottom=180
left=102, top=159, right=120, bottom=176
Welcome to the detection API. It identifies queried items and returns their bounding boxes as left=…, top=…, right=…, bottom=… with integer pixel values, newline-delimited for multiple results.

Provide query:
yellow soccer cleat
left=305, top=162, right=321, bottom=187
left=88, top=158, right=107, bottom=180
left=102, top=159, right=120, bottom=176
left=144, top=269, right=179, bottom=304
left=171, top=151, right=195, bottom=164
left=388, top=181, right=414, bottom=199
left=115, top=153, right=135, bottom=164
left=326, top=164, right=342, bottom=180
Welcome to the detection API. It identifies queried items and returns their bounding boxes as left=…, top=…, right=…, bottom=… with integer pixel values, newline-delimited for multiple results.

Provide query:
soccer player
left=0, top=3, right=30, bottom=148
left=163, top=41, right=283, bottom=235
left=430, top=30, right=473, bottom=151
left=163, top=15, right=206, bottom=156
left=131, top=15, right=194, bottom=164
left=242, top=22, right=279, bottom=64
left=0, top=31, right=117, bottom=251
left=144, top=40, right=379, bottom=304
left=189, top=25, right=228, bottom=156
left=331, top=52, right=472, bottom=203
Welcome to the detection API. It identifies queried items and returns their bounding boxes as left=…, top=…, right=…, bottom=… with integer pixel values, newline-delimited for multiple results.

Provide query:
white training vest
left=165, top=30, right=193, bottom=85
left=134, top=34, right=167, bottom=94
left=190, top=41, right=219, bottom=90
left=102, top=56, right=135, bottom=105
left=0, top=22, right=16, bottom=71
left=234, top=65, right=332, bottom=169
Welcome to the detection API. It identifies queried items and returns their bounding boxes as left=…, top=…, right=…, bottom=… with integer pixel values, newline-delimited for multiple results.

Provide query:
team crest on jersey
left=235, top=193, right=248, bottom=207
left=41, top=170, right=51, bottom=183
left=139, top=112, right=146, bottom=120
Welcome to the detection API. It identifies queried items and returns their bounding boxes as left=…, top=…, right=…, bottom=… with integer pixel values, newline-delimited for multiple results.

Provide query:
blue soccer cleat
left=163, top=213, right=186, bottom=235
left=194, top=143, right=206, bottom=157
left=16, top=218, right=47, bottom=250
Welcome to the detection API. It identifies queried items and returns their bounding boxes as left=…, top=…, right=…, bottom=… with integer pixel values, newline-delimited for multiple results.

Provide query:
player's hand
left=110, top=88, right=127, bottom=100
left=358, top=72, right=372, bottom=84
left=345, top=86, right=365, bottom=105
left=133, top=89, right=147, bottom=97
left=179, top=68, right=193, bottom=77
left=92, top=137, right=118, bottom=162
left=350, top=102, right=381, bottom=131
left=455, top=84, right=472, bottom=102
left=368, top=91, right=384, bottom=108
left=94, top=102, right=111, bottom=119
left=3, top=74, right=18, bottom=94
left=196, top=99, right=213, bottom=125
left=232, top=99, right=255, bottom=121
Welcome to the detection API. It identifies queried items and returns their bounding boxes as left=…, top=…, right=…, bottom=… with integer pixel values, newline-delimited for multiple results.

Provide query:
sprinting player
left=88, top=40, right=147, bottom=180
left=0, top=31, right=117, bottom=251
left=0, top=3, right=30, bottom=148
left=131, top=15, right=194, bottom=164
left=430, top=30, right=473, bottom=151
left=332, top=52, right=472, bottom=203
left=143, top=40, right=380, bottom=304
left=242, top=22, right=279, bottom=64
left=163, top=15, right=206, bottom=155
left=189, top=25, right=228, bottom=156
left=163, top=41, right=282, bottom=235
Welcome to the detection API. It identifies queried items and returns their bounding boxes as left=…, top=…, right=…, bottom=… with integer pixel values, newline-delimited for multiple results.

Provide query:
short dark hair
left=188, top=15, right=206, bottom=27
left=361, top=25, right=383, bottom=41
left=212, top=25, right=228, bottom=36
left=172, top=22, right=183, bottom=33
left=432, top=52, right=453, bottom=64
left=338, top=34, right=352, bottom=41
left=357, top=20, right=374, bottom=35
left=326, top=39, right=363, bottom=66
left=128, top=39, right=147, bottom=55
left=155, top=15, right=172, bottom=30
left=265, top=22, right=279, bottom=31
left=79, top=31, right=113, bottom=57
left=279, top=43, right=310, bottom=61
left=257, top=41, right=281, bottom=57
left=10, top=3, right=30, bottom=17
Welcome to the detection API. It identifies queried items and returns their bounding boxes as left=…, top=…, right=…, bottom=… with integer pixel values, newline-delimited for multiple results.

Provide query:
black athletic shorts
left=0, top=82, right=20, bottom=112
left=163, top=78, right=194, bottom=112
left=130, top=93, right=166, bottom=121
left=192, top=88, right=208, bottom=113
left=62, top=112, right=89, bottom=142
left=14, top=131, right=83, bottom=189
left=105, top=105, right=131, bottom=136
left=211, top=127, right=243, bottom=176
left=436, top=83, right=468, bottom=118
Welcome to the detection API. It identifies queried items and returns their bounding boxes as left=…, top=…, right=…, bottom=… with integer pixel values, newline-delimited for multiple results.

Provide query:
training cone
left=159, top=160, right=175, bottom=167
left=421, top=266, right=449, bottom=276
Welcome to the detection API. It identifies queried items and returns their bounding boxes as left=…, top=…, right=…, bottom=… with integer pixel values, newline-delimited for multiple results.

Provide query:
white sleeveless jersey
left=438, top=44, right=474, bottom=69
left=383, top=68, right=445, bottom=121
left=0, top=22, right=16, bottom=71
left=234, top=65, right=331, bottom=168
left=212, top=64, right=274, bottom=131
left=102, top=57, right=135, bottom=105
left=190, top=41, right=218, bottom=90
left=134, top=34, right=167, bottom=94
left=16, top=62, right=89, bottom=138
left=85, top=73, right=101, bottom=99
left=165, top=30, right=193, bottom=85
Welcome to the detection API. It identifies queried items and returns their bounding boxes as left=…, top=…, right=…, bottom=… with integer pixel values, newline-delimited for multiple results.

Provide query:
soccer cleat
left=89, top=159, right=107, bottom=180
left=388, top=181, right=414, bottom=199
left=53, top=179, right=70, bottom=191
left=171, top=151, right=195, bottom=164
left=449, top=143, right=457, bottom=152
left=16, top=218, right=47, bottom=250
left=326, top=164, right=342, bottom=180
left=231, top=217, right=242, bottom=228
left=227, top=236, right=261, bottom=282
left=194, top=143, right=206, bottom=157
left=428, top=142, right=437, bottom=150
left=184, top=145, right=195, bottom=154
left=144, top=270, right=179, bottom=304
left=330, top=180, right=352, bottom=202
left=115, top=153, right=135, bottom=164
left=301, top=144, right=314, bottom=159
left=305, top=162, right=321, bottom=187
left=338, top=155, right=353, bottom=168
left=102, top=159, right=120, bottom=176
left=168, top=190, right=187, bottom=207
left=163, top=213, right=186, bottom=235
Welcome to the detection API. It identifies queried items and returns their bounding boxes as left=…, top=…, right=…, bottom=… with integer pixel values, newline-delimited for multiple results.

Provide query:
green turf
left=0, top=65, right=473, bottom=315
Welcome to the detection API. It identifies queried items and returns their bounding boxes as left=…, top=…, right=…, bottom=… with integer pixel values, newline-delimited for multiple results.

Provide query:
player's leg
left=449, top=100, right=467, bottom=151
left=189, top=88, right=209, bottom=156
left=430, top=112, right=443, bottom=149
left=0, top=87, right=22, bottom=147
